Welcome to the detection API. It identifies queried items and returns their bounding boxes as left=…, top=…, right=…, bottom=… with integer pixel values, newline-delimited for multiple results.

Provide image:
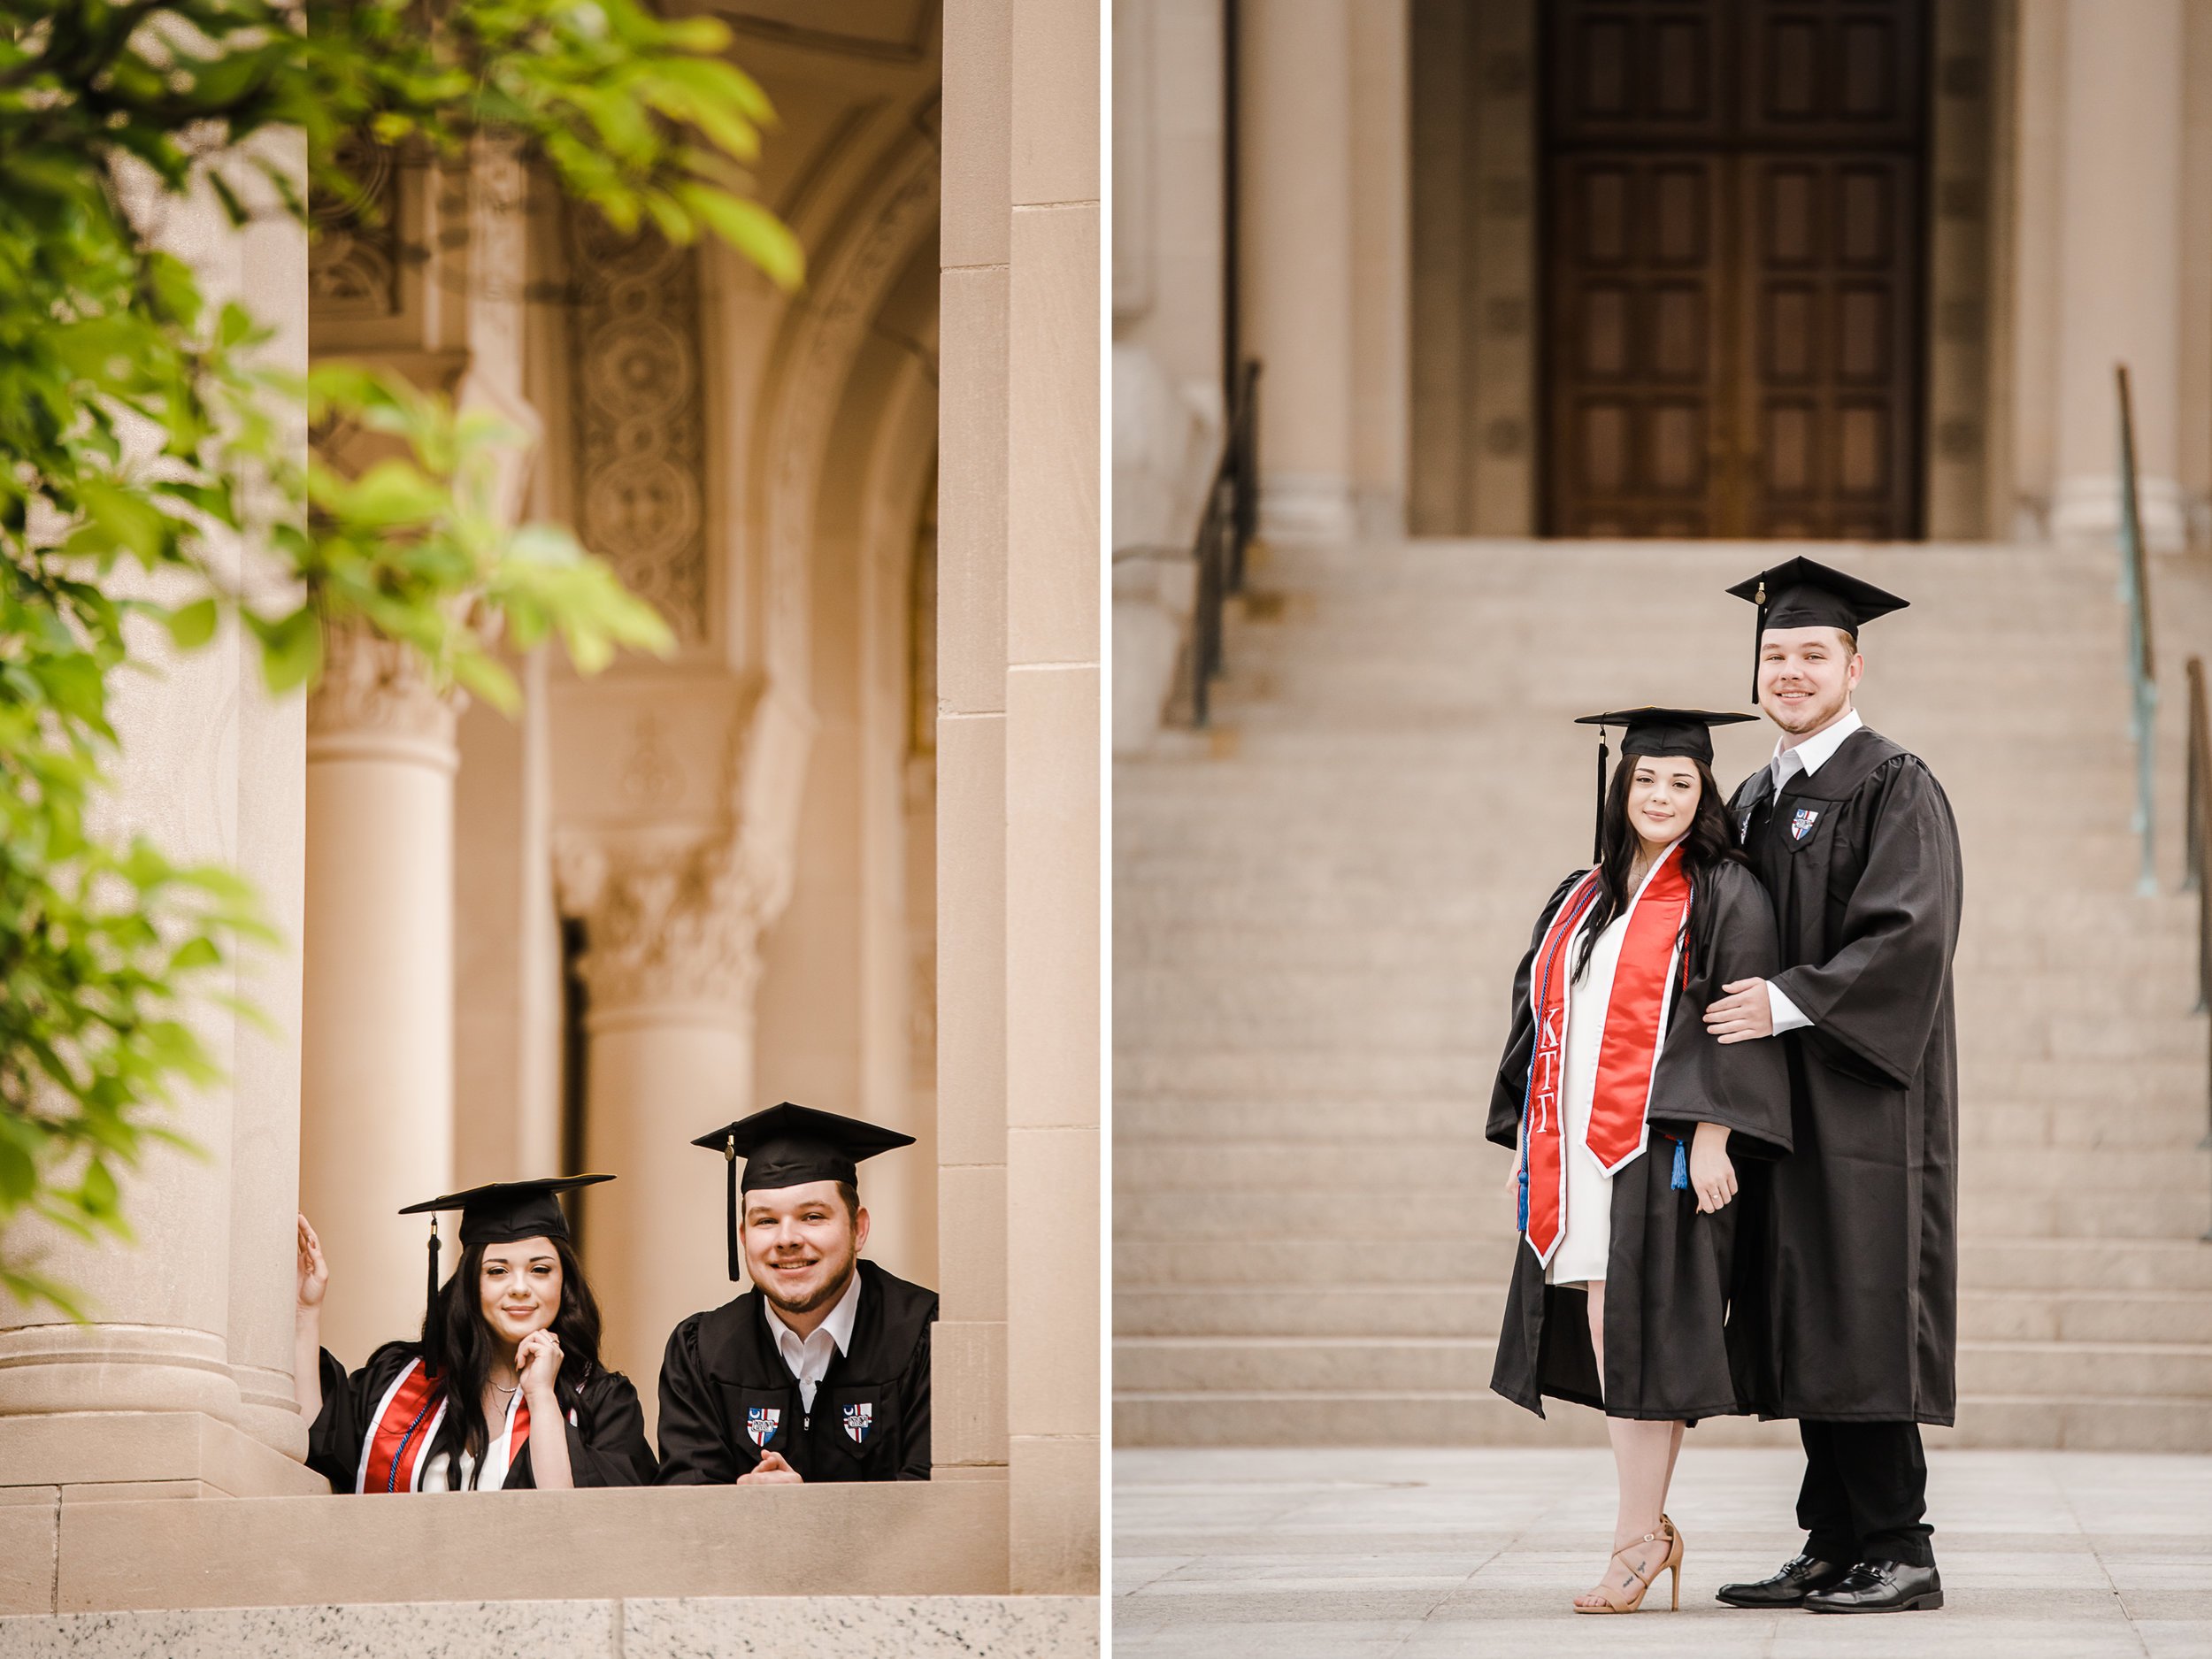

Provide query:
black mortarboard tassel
left=1725, top=557, right=1909, bottom=699
left=691, top=1102, right=918, bottom=1283
left=725, top=1131, right=740, bottom=1283
left=1592, top=723, right=1609, bottom=864
left=1574, top=707, right=1759, bottom=854
left=425, top=1215, right=442, bottom=1379
left=398, top=1174, right=615, bottom=1376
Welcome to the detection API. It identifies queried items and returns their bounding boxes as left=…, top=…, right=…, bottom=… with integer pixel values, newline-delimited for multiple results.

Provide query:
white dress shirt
left=764, top=1268, right=863, bottom=1416
left=1761, top=708, right=1863, bottom=1033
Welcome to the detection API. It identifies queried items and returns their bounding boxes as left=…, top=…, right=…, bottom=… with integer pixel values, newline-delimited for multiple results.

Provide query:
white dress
left=1543, top=906, right=1633, bottom=1286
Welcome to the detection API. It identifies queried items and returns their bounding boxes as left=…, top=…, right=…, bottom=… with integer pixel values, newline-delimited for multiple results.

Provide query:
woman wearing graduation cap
left=1486, top=707, right=1793, bottom=1613
left=294, top=1177, right=656, bottom=1492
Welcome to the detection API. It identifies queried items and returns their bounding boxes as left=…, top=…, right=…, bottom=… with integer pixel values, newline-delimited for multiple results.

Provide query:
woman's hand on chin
left=515, top=1328, right=565, bottom=1403
left=1689, top=1123, right=1737, bottom=1214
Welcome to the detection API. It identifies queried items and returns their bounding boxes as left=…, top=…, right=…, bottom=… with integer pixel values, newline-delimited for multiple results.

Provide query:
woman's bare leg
left=1574, top=1280, right=1683, bottom=1609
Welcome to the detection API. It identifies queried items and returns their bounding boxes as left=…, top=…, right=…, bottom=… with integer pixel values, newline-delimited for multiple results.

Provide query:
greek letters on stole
left=1517, top=843, right=1691, bottom=1265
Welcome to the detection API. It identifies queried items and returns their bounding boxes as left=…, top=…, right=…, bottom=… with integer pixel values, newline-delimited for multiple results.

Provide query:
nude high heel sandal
left=1571, top=1518, right=1684, bottom=1614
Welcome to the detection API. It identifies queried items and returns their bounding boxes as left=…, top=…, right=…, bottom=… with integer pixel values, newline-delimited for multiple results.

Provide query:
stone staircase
left=1113, top=536, right=2212, bottom=1450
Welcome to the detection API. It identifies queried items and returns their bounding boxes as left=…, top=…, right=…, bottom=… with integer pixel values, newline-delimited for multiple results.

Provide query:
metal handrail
left=2116, top=364, right=2159, bottom=896
left=1189, top=357, right=1261, bottom=727
left=2186, top=659, right=2212, bottom=1207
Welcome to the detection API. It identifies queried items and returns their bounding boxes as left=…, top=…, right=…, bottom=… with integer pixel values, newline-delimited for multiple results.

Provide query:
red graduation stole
left=1518, top=844, right=1691, bottom=1265
left=357, top=1358, right=534, bottom=1493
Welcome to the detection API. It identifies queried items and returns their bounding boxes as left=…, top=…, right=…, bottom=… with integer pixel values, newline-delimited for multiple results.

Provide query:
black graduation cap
left=1574, top=707, right=1758, bottom=861
left=1725, top=556, right=1909, bottom=700
left=691, top=1102, right=917, bottom=1281
left=398, top=1175, right=612, bottom=1377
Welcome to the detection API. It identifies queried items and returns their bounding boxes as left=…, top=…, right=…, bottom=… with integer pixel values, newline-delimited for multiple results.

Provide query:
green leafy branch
left=0, top=0, right=803, bottom=1311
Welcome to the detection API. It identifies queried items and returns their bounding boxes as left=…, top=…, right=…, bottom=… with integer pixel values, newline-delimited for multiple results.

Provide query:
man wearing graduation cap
left=654, top=1102, right=938, bottom=1484
left=1704, top=557, right=1963, bottom=1615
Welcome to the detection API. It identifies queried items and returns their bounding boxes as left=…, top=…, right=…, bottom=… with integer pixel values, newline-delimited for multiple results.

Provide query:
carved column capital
left=553, top=833, right=777, bottom=1027
left=306, top=621, right=462, bottom=770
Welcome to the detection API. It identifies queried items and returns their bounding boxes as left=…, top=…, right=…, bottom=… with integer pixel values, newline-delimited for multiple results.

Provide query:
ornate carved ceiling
left=711, top=0, right=937, bottom=63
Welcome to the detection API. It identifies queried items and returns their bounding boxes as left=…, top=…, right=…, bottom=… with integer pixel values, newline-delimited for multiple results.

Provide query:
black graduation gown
left=1486, top=858, right=1793, bottom=1420
left=653, top=1259, right=937, bottom=1484
left=1724, top=726, right=1963, bottom=1425
left=305, top=1340, right=657, bottom=1492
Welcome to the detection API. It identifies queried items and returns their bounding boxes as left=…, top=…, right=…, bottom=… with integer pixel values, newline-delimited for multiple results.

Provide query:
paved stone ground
left=1115, top=1448, right=2212, bottom=1656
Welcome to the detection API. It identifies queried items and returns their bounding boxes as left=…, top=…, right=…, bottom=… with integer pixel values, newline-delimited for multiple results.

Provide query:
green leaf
left=676, top=186, right=805, bottom=291
left=255, top=608, right=325, bottom=694
left=163, top=599, right=220, bottom=651
left=76, top=480, right=173, bottom=567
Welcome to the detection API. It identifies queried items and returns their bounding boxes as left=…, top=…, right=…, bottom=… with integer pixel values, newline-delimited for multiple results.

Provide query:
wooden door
left=1540, top=0, right=1927, bottom=540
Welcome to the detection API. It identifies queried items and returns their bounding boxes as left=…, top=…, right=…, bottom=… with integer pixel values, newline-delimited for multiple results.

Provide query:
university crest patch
left=842, top=1402, right=873, bottom=1445
left=745, top=1406, right=780, bottom=1448
left=1790, top=807, right=1821, bottom=841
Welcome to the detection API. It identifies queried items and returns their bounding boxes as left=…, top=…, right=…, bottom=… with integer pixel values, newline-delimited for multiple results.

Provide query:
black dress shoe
left=1715, top=1554, right=1851, bottom=1609
left=1802, top=1559, right=1944, bottom=1613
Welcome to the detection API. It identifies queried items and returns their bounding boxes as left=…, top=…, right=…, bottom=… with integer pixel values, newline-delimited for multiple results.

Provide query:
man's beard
left=757, top=1252, right=857, bottom=1316
left=1764, top=684, right=1846, bottom=733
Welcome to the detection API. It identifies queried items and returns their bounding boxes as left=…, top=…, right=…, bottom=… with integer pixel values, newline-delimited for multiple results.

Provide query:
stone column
left=225, top=132, right=314, bottom=1465
left=2050, top=0, right=2189, bottom=551
left=938, top=0, right=1014, bottom=1528
left=1007, top=0, right=1101, bottom=1594
left=1111, top=0, right=1225, bottom=393
left=1242, top=0, right=1358, bottom=542
left=298, top=629, right=458, bottom=1368
left=1350, top=0, right=1410, bottom=539
left=0, top=598, right=320, bottom=1497
left=0, top=158, right=321, bottom=1500
left=554, top=838, right=767, bottom=1397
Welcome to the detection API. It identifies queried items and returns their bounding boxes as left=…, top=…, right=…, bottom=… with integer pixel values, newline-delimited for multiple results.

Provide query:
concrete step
left=1116, top=1233, right=2212, bottom=1291
left=1112, top=1179, right=2212, bottom=1239
left=1114, top=964, right=2204, bottom=1029
left=1112, top=918, right=2201, bottom=978
left=1109, top=1390, right=2212, bottom=1452
left=1112, top=1136, right=2212, bottom=1194
left=1112, top=1285, right=2212, bottom=1346
left=1115, top=1333, right=2212, bottom=1400
left=1114, top=1091, right=2212, bottom=1142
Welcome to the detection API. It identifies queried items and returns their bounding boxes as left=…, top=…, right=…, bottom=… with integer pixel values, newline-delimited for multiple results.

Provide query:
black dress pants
left=1796, top=1420, right=1935, bottom=1568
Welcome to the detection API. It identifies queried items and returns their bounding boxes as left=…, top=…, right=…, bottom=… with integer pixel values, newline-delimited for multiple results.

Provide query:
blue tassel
left=1517, top=1164, right=1529, bottom=1231
left=1671, top=1138, right=1689, bottom=1191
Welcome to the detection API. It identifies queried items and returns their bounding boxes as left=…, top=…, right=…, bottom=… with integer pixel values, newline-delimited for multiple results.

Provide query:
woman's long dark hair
left=420, top=1234, right=603, bottom=1484
left=1571, top=754, right=1745, bottom=985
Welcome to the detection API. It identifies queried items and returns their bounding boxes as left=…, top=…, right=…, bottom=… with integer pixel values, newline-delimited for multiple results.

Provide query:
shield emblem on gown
left=746, top=1406, right=780, bottom=1447
left=842, top=1402, right=873, bottom=1444
left=1791, top=808, right=1821, bottom=841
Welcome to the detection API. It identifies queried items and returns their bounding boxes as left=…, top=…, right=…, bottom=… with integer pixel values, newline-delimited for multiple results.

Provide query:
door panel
left=1544, top=153, right=1730, bottom=538
left=1732, top=153, right=1919, bottom=537
left=1540, top=0, right=1927, bottom=540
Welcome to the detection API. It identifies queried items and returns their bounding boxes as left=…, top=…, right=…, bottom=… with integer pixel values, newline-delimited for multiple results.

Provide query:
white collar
left=763, top=1264, right=863, bottom=1359
left=1774, top=706, right=1863, bottom=779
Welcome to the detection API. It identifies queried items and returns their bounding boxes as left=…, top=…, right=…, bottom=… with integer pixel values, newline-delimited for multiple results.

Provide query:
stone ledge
left=0, top=1414, right=328, bottom=1499
left=0, top=1594, right=1098, bottom=1657
left=0, top=1482, right=1019, bottom=1615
